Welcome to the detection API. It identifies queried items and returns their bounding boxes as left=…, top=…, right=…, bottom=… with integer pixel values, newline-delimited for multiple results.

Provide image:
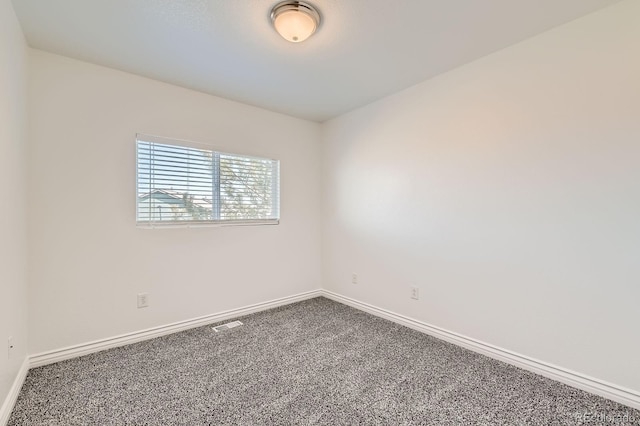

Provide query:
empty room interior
left=1, top=0, right=639, bottom=424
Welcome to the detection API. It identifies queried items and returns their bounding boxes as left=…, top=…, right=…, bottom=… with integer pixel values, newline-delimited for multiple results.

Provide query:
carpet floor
left=8, top=297, right=640, bottom=425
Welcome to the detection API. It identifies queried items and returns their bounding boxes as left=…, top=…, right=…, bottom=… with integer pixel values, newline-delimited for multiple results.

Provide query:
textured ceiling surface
left=12, top=0, right=620, bottom=122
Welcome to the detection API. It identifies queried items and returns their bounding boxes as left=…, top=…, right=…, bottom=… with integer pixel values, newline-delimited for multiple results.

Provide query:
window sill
left=136, top=219, right=279, bottom=229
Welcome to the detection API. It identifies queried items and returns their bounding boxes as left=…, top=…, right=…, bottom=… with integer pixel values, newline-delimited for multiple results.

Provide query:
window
left=136, top=135, right=279, bottom=226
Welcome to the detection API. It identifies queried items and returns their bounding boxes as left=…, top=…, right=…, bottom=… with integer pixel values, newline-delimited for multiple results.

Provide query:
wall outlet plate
left=137, top=293, right=149, bottom=308
left=351, top=273, right=358, bottom=284
left=8, top=336, right=14, bottom=359
left=411, top=286, right=419, bottom=300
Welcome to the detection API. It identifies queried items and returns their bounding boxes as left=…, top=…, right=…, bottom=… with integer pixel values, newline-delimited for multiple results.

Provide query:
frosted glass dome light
left=271, top=1, right=321, bottom=43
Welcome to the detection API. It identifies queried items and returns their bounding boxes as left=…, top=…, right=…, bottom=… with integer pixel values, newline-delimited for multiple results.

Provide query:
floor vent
left=212, top=320, right=243, bottom=333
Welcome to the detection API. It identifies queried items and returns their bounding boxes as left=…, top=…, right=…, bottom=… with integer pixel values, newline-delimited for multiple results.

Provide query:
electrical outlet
left=137, top=293, right=149, bottom=308
left=411, top=286, right=419, bottom=300
left=351, top=273, right=358, bottom=284
left=8, top=336, right=14, bottom=359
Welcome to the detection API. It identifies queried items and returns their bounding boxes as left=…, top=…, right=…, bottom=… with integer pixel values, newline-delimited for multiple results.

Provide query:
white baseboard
left=0, top=357, right=29, bottom=426
left=29, top=289, right=322, bottom=368
left=321, top=290, right=640, bottom=411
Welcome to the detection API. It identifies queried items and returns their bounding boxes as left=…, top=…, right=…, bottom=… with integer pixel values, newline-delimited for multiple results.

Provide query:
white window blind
left=136, top=135, right=279, bottom=226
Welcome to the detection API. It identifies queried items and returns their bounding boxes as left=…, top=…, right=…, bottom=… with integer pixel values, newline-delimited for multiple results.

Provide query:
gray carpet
left=8, top=297, right=640, bottom=425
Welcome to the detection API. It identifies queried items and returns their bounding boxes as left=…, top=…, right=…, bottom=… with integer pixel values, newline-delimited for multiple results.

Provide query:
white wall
left=0, top=0, right=29, bottom=408
left=28, top=51, right=322, bottom=354
left=322, top=0, right=640, bottom=393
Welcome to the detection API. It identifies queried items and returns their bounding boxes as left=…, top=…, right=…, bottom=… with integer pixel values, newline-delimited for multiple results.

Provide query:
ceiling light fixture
left=270, top=1, right=321, bottom=43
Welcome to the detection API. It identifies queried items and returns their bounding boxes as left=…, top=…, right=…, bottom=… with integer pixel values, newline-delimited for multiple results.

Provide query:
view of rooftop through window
left=136, top=137, right=279, bottom=225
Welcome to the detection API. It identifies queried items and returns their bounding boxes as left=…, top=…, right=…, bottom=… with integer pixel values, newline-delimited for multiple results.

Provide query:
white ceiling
left=12, top=0, right=620, bottom=122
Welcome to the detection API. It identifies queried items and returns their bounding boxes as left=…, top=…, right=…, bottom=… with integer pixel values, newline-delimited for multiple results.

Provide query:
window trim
left=135, top=134, right=280, bottom=228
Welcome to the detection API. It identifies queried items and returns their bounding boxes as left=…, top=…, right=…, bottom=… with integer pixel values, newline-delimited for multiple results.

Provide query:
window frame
left=135, top=134, right=280, bottom=228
